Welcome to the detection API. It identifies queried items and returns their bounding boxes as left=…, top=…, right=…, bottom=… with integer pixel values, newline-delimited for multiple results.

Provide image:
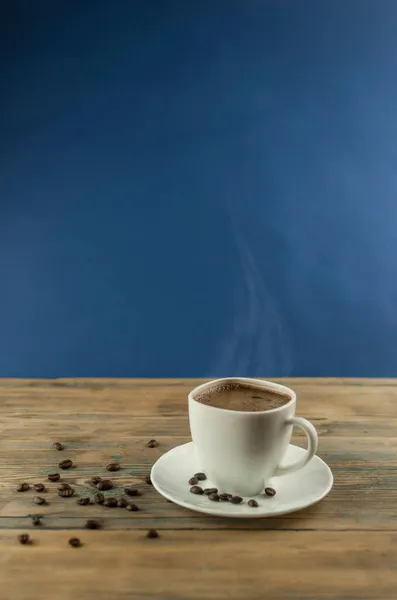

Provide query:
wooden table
left=0, top=378, right=395, bottom=600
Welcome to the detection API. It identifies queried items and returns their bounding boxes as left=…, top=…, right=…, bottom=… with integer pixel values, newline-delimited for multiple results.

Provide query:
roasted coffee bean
left=53, top=442, right=64, bottom=451
left=264, top=487, right=276, bottom=497
left=190, top=485, right=203, bottom=495
left=59, top=459, right=73, bottom=470
left=69, top=537, right=81, bottom=547
left=77, top=497, right=90, bottom=505
left=33, top=483, right=46, bottom=492
left=117, top=497, right=128, bottom=508
left=248, top=499, right=259, bottom=507
left=226, top=494, right=233, bottom=500
left=47, top=473, right=60, bottom=482
left=18, top=534, right=30, bottom=545
left=208, top=493, right=220, bottom=502
left=146, top=529, right=159, bottom=538
left=97, top=479, right=113, bottom=491
left=93, top=492, right=105, bottom=504
left=106, top=462, right=120, bottom=472
left=231, top=496, right=243, bottom=504
left=16, top=483, right=30, bottom=492
left=194, top=472, right=207, bottom=481
left=203, top=488, right=218, bottom=495
left=219, top=493, right=230, bottom=501
left=33, top=496, right=46, bottom=505
left=124, top=487, right=139, bottom=496
left=31, top=515, right=42, bottom=526
left=103, top=497, right=118, bottom=508
left=188, top=477, right=198, bottom=485
left=144, top=475, right=152, bottom=485
left=126, top=503, right=139, bottom=511
left=147, top=439, right=158, bottom=448
left=91, top=476, right=102, bottom=485
left=85, top=519, right=101, bottom=529
left=58, top=487, right=74, bottom=498
left=57, top=482, right=71, bottom=491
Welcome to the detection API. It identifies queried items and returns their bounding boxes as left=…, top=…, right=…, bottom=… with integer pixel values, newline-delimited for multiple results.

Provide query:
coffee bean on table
left=58, top=487, right=74, bottom=498
left=190, top=486, right=203, bottom=495
left=59, top=459, right=73, bottom=470
left=208, top=493, right=220, bottom=502
left=103, top=497, right=117, bottom=508
left=33, top=483, right=46, bottom=492
left=147, top=439, right=158, bottom=448
left=16, top=483, right=30, bottom=492
left=248, top=499, right=259, bottom=507
left=93, top=493, right=105, bottom=504
left=97, top=480, right=113, bottom=491
left=144, top=475, right=152, bottom=485
left=31, top=515, right=42, bottom=526
left=53, top=442, right=64, bottom=451
left=194, top=472, right=207, bottom=481
left=231, top=496, right=243, bottom=504
left=146, top=529, right=159, bottom=538
left=203, top=488, right=218, bottom=495
left=85, top=519, right=101, bottom=529
left=117, top=497, right=128, bottom=508
left=69, top=537, right=81, bottom=547
left=57, top=483, right=71, bottom=491
left=106, top=462, right=120, bottom=472
left=126, top=503, right=139, bottom=511
left=47, top=473, right=61, bottom=482
left=219, top=493, right=230, bottom=501
left=33, top=496, right=46, bottom=505
left=77, top=497, right=90, bottom=506
left=264, top=487, right=276, bottom=497
left=90, top=476, right=102, bottom=485
left=188, top=477, right=198, bottom=485
left=18, top=534, right=30, bottom=545
left=124, top=487, right=139, bottom=496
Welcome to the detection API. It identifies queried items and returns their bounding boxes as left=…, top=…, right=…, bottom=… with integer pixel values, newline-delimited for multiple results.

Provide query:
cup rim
left=188, top=377, right=296, bottom=415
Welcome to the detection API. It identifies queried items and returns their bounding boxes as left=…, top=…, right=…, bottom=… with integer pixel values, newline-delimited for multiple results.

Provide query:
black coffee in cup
left=194, top=381, right=291, bottom=412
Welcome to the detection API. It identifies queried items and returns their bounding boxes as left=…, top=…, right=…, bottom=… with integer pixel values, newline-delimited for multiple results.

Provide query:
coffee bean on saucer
left=117, top=497, right=128, bottom=508
left=106, top=462, right=120, bottom=472
left=147, top=439, right=158, bottom=448
left=146, top=529, right=159, bottom=538
left=58, top=487, right=74, bottom=498
left=190, top=485, right=203, bottom=495
left=219, top=493, right=230, bottom=501
left=47, top=473, right=60, bottom=482
left=126, top=503, right=139, bottom=511
left=97, top=479, right=113, bottom=491
left=85, top=519, right=101, bottom=529
left=124, top=487, right=139, bottom=496
left=194, top=472, right=207, bottom=481
left=16, top=483, right=30, bottom=492
left=53, top=442, right=64, bottom=451
left=90, top=476, right=102, bottom=485
left=57, top=483, right=71, bottom=491
left=188, top=477, right=198, bottom=485
left=18, top=534, right=30, bottom=545
left=103, top=497, right=118, bottom=508
left=77, top=497, right=90, bottom=506
left=248, top=499, right=259, bottom=507
left=144, top=475, right=152, bottom=485
left=33, top=496, right=46, bottom=505
left=93, top=492, right=105, bottom=504
left=30, top=515, right=42, bottom=526
left=208, top=493, right=219, bottom=502
left=231, top=496, right=243, bottom=504
left=265, top=487, right=276, bottom=497
left=203, top=488, right=218, bottom=495
left=33, top=483, right=46, bottom=492
left=69, top=537, right=81, bottom=547
left=59, top=459, right=73, bottom=470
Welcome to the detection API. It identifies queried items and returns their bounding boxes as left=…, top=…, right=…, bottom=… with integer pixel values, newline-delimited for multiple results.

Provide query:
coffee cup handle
left=274, top=417, right=318, bottom=476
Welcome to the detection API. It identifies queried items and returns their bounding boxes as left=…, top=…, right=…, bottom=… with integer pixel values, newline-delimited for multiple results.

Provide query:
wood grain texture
left=0, top=378, right=395, bottom=600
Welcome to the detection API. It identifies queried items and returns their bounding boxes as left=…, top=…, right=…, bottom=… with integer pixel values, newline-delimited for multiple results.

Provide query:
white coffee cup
left=188, top=377, right=318, bottom=497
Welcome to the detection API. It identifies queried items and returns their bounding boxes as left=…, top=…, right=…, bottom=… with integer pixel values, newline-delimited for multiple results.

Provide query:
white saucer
left=151, top=442, right=333, bottom=518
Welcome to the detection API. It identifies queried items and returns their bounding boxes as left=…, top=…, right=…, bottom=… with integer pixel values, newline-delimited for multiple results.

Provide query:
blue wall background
left=1, top=0, right=397, bottom=377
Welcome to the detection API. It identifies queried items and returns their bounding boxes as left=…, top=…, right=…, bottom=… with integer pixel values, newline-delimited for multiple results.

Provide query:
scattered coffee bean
left=94, top=493, right=105, bottom=504
left=226, top=494, right=233, bottom=500
left=77, top=497, right=90, bottom=505
left=208, top=493, right=220, bottom=502
left=31, top=515, right=42, bottom=526
left=90, top=476, right=102, bottom=485
left=53, top=442, right=64, bottom=451
left=126, top=503, right=139, bottom=511
left=58, top=487, right=74, bottom=498
left=57, top=483, right=71, bottom=491
left=117, top=497, right=128, bottom=508
left=16, top=483, right=30, bottom=492
left=219, top=493, right=230, bottom=501
left=264, top=487, right=276, bottom=497
left=69, top=537, right=81, bottom=547
left=59, top=459, right=73, bottom=470
left=106, top=462, right=120, bottom=472
left=248, top=499, right=259, bottom=507
left=194, top=472, right=207, bottom=481
left=85, top=519, right=101, bottom=529
left=231, top=496, right=243, bottom=504
left=33, top=483, right=46, bottom=492
left=188, top=477, right=198, bottom=485
left=97, top=479, right=113, bottom=491
left=146, top=529, right=159, bottom=538
left=203, top=488, right=218, bottom=495
left=33, top=496, right=46, bottom=505
left=124, top=487, right=139, bottom=496
left=144, top=475, right=152, bottom=485
left=47, top=473, right=61, bottom=482
left=190, top=485, right=203, bottom=495
left=147, top=439, right=158, bottom=448
left=103, top=497, right=118, bottom=508
left=18, top=534, right=30, bottom=545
